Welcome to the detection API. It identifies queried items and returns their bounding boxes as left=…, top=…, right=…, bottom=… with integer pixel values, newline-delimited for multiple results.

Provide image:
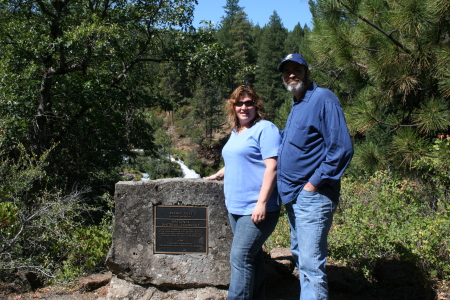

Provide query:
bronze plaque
left=154, top=206, right=208, bottom=254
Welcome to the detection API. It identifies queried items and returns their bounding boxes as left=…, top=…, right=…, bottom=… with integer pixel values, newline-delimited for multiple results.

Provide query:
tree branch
left=35, top=0, right=57, bottom=18
left=327, top=68, right=343, bottom=90
left=336, top=0, right=411, bottom=54
left=2, top=265, right=56, bottom=279
left=367, top=113, right=420, bottom=127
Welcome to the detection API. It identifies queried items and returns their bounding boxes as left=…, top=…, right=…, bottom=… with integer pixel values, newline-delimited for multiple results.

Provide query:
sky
left=193, top=0, right=313, bottom=31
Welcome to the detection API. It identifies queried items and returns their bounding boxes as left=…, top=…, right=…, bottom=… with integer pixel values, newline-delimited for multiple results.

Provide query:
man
left=277, top=53, right=353, bottom=300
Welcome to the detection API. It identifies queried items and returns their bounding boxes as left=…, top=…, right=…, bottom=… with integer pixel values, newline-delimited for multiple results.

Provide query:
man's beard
left=283, top=77, right=308, bottom=93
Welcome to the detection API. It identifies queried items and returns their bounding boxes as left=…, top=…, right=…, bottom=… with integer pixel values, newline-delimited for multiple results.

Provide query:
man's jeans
left=285, top=190, right=337, bottom=300
left=227, top=211, right=280, bottom=300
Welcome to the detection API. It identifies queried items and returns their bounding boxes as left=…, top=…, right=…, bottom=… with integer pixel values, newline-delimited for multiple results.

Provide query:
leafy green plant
left=266, top=205, right=290, bottom=249
left=0, top=143, right=114, bottom=286
left=266, top=137, right=450, bottom=282
left=330, top=170, right=449, bottom=280
left=0, top=202, right=19, bottom=240
left=57, top=193, right=114, bottom=280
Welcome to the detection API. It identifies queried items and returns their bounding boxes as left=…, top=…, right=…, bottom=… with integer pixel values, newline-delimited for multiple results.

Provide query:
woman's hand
left=204, top=167, right=225, bottom=180
left=251, top=157, right=277, bottom=223
left=252, top=201, right=267, bottom=223
left=204, top=174, right=220, bottom=180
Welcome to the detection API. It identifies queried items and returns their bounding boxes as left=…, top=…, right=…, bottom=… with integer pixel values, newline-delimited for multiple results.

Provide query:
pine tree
left=217, top=0, right=254, bottom=87
left=254, top=11, right=288, bottom=118
left=284, top=23, right=305, bottom=53
left=250, top=25, right=263, bottom=65
left=229, top=10, right=254, bottom=85
left=217, top=0, right=242, bottom=50
left=310, top=0, right=450, bottom=173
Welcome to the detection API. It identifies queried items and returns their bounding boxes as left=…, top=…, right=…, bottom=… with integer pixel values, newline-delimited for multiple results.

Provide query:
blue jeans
left=285, top=190, right=337, bottom=300
left=227, top=210, right=280, bottom=300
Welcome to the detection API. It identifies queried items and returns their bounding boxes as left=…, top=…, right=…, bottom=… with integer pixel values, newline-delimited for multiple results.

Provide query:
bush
left=330, top=170, right=449, bottom=280
left=265, top=138, right=450, bottom=281
left=57, top=194, right=113, bottom=280
left=0, top=144, right=114, bottom=286
left=265, top=205, right=290, bottom=249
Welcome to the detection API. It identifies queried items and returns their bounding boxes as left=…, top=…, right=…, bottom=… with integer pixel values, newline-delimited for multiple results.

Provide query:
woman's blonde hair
left=226, top=85, right=265, bottom=130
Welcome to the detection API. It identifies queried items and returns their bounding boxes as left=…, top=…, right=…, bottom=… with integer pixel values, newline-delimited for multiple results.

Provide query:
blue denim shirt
left=277, top=82, right=354, bottom=204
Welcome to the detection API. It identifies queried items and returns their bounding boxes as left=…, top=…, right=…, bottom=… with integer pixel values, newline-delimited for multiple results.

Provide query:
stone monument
left=106, top=178, right=231, bottom=289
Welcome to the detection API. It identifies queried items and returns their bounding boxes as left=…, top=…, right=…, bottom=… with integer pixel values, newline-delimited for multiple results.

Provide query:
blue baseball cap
left=278, top=53, right=309, bottom=72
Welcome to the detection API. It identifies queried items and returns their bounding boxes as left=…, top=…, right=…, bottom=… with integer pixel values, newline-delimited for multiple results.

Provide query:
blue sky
left=193, top=0, right=313, bottom=31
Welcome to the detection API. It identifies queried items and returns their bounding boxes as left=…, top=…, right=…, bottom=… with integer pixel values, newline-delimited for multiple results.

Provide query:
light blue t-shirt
left=222, top=120, right=281, bottom=215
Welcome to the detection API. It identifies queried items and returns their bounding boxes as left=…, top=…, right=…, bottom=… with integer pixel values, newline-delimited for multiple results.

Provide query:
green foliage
left=181, top=85, right=226, bottom=149
left=254, top=11, right=288, bottom=118
left=265, top=205, right=290, bottom=249
left=330, top=170, right=449, bottom=280
left=273, top=97, right=293, bottom=130
left=0, top=143, right=52, bottom=200
left=0, top=188, right=108, bottom=284
left=0, top=202, right=19, bottom=239
left=284, top=23, right=305, bottom=54
left=0, top=142, right=114, bottom=284
left=310, top=0, right=450, bottom=172
left=121, top=151, right=183, bottom=180
left=0, top=0, right=199, bottom=196
left=216, top=0, right=256, bottom=86
left=345, top=141, right=387, bottom=177
left=182, top=148, right=223, bottom=178
left=121, top=169, right=143, bottom=181
left=57, top=193, right=114, bottom=280
left=413, top=137, right=450, bottom=203
left=187, top=30, right=237, bottom=85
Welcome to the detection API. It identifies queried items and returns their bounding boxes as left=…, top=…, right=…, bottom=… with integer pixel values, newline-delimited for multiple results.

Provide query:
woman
left=205, top=85, right=281, bottom=300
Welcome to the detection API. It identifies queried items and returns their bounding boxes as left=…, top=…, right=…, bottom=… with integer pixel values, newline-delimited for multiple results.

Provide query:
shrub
left=266, top=205, right=290, bottom=249
left=330, top=171, right=449, bottom=280
left=266, top=138, right=450, bottom=281
left=0, top=144, right=114, bottom=286
left=57, top=202, right=113, bottom=279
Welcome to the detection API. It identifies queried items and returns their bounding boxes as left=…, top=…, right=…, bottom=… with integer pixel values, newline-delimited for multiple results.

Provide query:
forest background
left=0, top=0, right=449, bottom=296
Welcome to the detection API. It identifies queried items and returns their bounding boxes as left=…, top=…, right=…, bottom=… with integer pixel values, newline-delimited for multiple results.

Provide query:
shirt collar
left=292, top=82, right=316, bottom=104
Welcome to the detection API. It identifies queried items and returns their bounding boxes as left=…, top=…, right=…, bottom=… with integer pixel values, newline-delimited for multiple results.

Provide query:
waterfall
left=170, top=156, right=201, bottom=178
left=135, top=152, right=201, bottom=180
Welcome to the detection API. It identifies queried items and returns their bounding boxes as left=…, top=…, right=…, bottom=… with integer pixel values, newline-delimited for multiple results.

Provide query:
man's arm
left=308, top=96, right=354, bottom=188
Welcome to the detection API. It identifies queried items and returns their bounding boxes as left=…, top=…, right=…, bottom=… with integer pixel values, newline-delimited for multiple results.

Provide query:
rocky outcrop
left=106, top=179, right=231, bottom=288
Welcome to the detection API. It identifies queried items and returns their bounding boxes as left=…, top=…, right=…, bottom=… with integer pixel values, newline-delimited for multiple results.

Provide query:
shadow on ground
left=266, top=259, right=438, bottom=300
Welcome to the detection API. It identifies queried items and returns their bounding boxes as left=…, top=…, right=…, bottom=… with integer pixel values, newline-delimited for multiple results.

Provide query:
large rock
left=107, top=276, right=228, bottom=300
left=106, top=178, right=231, bottom=288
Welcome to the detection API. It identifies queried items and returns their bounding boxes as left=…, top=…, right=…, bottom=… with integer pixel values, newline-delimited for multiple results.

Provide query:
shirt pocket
left=288, top=125, right=320, bottom=151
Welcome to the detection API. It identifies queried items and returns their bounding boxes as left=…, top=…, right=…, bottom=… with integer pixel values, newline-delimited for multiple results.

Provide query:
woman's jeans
left=227, top=210, right=280, bottom=300
left=285, top=190, right=337, bottom=300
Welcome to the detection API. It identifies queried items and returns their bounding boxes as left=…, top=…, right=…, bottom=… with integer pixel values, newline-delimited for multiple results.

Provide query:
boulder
left=106, top=179, right=231, bottom=288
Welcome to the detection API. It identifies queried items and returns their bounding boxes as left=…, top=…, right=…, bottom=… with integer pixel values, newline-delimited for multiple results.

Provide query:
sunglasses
left=234, top=100, right=254, bottom=107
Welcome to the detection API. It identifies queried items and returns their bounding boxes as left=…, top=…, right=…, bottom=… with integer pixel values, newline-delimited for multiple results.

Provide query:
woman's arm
left=204, top=167, right=225, bottom=180
left=252, top=157, right=277, bottom=223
